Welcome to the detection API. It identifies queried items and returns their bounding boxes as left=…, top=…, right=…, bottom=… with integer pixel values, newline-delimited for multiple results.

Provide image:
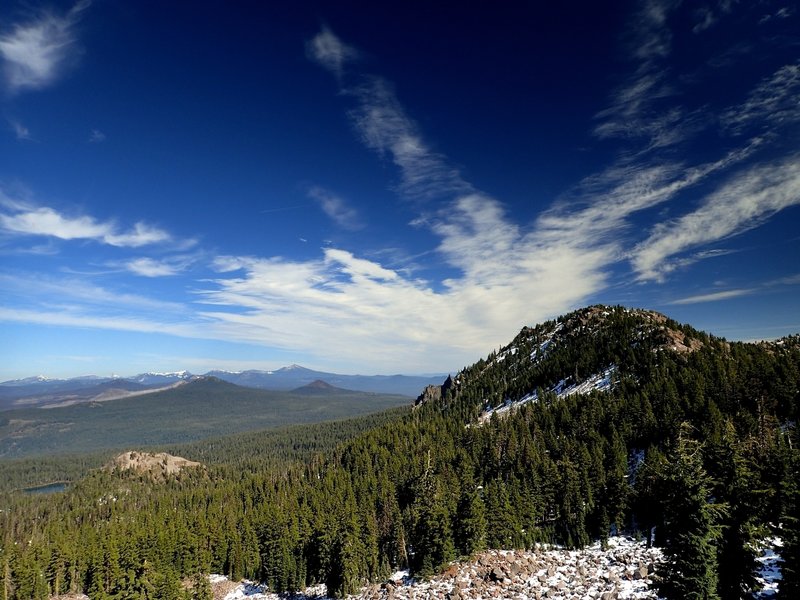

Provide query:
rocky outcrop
left=107, top=451, right=203, bottom=481
left=415, top=384, right=442, bottom=407
left=364, top=537, right=663, bottom=600
left=415, top=375, right=456, bottom=408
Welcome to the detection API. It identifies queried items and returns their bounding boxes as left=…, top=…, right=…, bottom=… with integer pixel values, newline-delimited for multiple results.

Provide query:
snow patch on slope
left=555, top=366, right=616, bottom=397
left=530, top=322, right=563, bottom=363
left=478, top=365, right=617, bottom=424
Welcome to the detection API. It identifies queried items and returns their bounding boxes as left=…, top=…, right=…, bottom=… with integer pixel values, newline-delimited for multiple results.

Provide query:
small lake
left=23, top=482, right=69, bottom=495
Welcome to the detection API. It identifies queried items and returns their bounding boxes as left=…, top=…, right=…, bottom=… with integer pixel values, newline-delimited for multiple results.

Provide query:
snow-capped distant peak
left=157, top=370, right=189, bottom=377
left=126, top=371, right=194, bottom=385
left=0, top=374, right=54, bottom=386
left=277, top=364, right=307, bottom=372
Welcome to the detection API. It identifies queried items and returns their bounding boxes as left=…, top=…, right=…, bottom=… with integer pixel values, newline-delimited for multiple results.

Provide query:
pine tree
left=712, top=422, right=766, bottom=600
left=453, top=456, right=487, bottom=556
left=408, top=453, right=456, bottom=575
left=0, top=542, right=13, bottom=600
left=656, top=425, right=726, bottom=600
left=191, top=572, right=212, bottom=600
left=780, top=440, right=800, bottom=598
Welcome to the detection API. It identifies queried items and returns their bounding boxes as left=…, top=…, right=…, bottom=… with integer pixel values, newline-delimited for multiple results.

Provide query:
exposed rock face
left=415, top=374, right=455, bottom=408
left=108, top=451, right=203, bottom=480
left=415, top=384, right=442, bottom=407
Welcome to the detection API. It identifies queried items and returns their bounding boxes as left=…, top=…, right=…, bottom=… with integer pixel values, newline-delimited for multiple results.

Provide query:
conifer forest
left=1, top=306, right=799, bottom=599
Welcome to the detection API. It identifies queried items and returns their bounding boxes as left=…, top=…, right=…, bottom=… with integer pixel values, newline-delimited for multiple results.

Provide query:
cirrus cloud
left=632, top=157, right=800, bottom=281
left=0, top=0, right=91, bottom=94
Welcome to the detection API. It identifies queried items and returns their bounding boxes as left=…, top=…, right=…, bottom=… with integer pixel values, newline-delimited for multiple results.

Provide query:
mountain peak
left=290, top=379, right=352, bottom=395
left=425, top=304, right=713, bottom=420
left=277, top=364, right=310, bottom=373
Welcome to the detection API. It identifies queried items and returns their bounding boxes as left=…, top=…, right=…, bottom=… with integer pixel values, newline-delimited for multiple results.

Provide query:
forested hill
left=423, top=304, right=798, bottom=426
left=1, top=305, right=799, bottom=600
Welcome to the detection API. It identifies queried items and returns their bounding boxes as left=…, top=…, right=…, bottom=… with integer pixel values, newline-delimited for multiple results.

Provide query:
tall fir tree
left=454, top=476, right=487, bottom=556
left=712, top=422, right=767, bottom=600
left=656, top=425, right=726, bottom=600
left=780, top=438, right=800, bottom=598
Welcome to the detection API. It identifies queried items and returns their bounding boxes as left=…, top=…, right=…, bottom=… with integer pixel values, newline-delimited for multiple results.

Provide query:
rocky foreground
left=52, top=535, right=784, bottom=600
left=213, top=536, right=664, bottom=600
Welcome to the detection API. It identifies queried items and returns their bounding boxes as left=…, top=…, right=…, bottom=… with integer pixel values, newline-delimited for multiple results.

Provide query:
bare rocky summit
left=107, top=451, right=203, bottom=480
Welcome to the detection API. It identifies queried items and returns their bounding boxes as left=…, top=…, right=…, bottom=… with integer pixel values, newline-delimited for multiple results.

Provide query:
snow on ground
left=555, top=366, right=616, bottom=397
left=211, top=536, right=662, bottom=600
left=210, top=575, right=330, bottom=600
left=754, top=536, right=783, bottom=598
left=530, top=322, right=563, bottom=363
left=210, top=533, right=784, bottom=599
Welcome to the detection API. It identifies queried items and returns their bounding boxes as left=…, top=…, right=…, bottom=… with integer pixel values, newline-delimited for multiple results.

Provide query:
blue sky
left=1, top=0, right=799, bottom=379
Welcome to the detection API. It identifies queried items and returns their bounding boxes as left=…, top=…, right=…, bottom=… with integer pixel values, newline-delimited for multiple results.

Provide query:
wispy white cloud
left=103, top=222, right=171, bottom=247
left=308, top=26, right=470, bottom=201
left=722, top=62, right=800, bottom=135
left=692, top=2, right=735, bottom=33
left=0, top=273, right=213, bottom=359
left=349, top=77, right=472, bottom=199
left=768, top=273, right=800, bottom=286
left=628, top=0, right=680, bottom=60
left=124, top=257, right=185, bottom=277
left=759, top=6, right=795, bottom=24
left=0, top=0, right=90, bottom=94
left=9, top=119, right=32, bottom=140
left=4, top=13, right=796, bottom=374
left=593, top=0, right=685, bottom=149
left=669, top=288, right=756, bottom=305
left=88, top=128, right=105, bottom=143
left=0, top=273, right=186, bottom=314
left=669, top=270, right=800, bottom=305
left=539, top=139, right=762, bottom=245
left=0, top=202, right=172, bottom=248
left=307, top=186, right=363, bottom=230
left=188, top=19, right=788, bottom=372
left=593, top=1, right=736, bottom=152
left=632, top=157, right=800, bottom=281
left=692, top=7, right=717, bottom=33
left=0, top=306, right=203, bottom=339
left=305, top=26, right=358, bottom=80
left=198, top=190, right=613, bottom=372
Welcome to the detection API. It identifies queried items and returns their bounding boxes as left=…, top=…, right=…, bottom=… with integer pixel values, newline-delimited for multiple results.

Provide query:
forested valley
left=1, top=306, right=799, bottom=600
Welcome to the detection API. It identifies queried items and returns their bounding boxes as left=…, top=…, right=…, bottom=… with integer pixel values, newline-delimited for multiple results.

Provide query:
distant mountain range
left=0, top=377, right=413, bottom=458
left=0, top=365, right=446, bottom=410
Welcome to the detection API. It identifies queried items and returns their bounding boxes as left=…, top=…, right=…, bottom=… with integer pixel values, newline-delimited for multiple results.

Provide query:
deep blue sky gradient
left=1, top=0, right=798, bottom=379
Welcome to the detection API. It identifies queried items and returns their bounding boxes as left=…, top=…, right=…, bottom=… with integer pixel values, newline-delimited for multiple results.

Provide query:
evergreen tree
left=780, top=439, right=800, bottom=598
left=191, top=572, right=213, bottom=600
left=454, top=480, right=486, bottom=556
left=408, top=453, right=456, bottom=575
left=656, top=425, right=726, bottom=600
left=711, top=422, right=767, bottom=600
